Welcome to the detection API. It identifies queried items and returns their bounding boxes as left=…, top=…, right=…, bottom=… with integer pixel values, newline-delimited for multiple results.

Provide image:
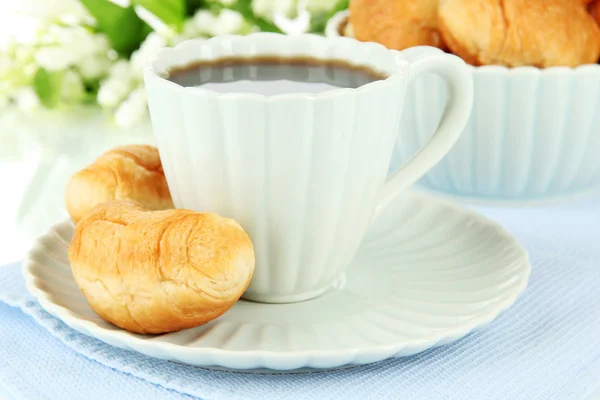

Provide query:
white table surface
left=0, top=106, right=155, bottom=266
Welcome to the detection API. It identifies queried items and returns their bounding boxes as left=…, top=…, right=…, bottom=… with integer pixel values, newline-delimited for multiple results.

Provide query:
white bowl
left=327, top=10, right=600, bottom=203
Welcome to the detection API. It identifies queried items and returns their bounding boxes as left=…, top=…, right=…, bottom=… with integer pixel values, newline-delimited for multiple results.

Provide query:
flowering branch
left=0, top=0, right=346, bottom=128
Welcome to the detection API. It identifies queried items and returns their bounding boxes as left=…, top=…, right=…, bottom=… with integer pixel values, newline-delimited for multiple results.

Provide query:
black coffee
left=166, top=56, right=387, bottom=95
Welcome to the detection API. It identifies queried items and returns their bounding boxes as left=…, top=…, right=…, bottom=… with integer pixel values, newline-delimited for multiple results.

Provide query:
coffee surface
left=166, top=56, right=387, bottom=95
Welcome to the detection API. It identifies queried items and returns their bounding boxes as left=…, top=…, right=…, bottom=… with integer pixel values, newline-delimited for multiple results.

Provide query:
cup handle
left=371, top=46, right=473, bottom=222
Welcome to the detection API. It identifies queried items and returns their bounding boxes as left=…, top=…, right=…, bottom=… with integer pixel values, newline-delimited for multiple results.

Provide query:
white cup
left=144, top=33, right=473, bottom=303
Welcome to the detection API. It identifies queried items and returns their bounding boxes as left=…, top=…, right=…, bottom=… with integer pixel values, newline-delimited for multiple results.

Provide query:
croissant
left=349, top=0, right=445, bottom=51
left=592, top=1, right=600, bottom=27
left=65, top=145, right=174, bottom=223
left=438, top=0, right=600, bottom=67
left=68, top=200, right=255, bottom=334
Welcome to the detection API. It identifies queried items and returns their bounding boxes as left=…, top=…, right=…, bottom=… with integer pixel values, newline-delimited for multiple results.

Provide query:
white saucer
left=23, top=192, right=530, bottom=372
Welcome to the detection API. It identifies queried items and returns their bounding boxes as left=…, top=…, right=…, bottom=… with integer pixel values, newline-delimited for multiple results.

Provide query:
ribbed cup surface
left=145, top=34, right=409, bottom=302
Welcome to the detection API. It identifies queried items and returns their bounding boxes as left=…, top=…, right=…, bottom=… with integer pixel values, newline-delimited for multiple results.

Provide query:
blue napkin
left=1, top=198, right=600, bottom=400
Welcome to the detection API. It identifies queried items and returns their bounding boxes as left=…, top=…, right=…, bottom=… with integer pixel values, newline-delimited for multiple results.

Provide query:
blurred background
left=1, top=0, right=600, bottom=266
left=0, top=0, right=349, bottom=266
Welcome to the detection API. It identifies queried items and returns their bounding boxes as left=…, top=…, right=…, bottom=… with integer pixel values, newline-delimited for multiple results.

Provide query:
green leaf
left=308, top=14, right=329, bottom=34
left=195, top=0, right=228, bottom=14
left=132, top=0, right=186, bottom=31
left=229, top=0, right=283, bottom=33
left=33, top=69, right=64, bottom=108
left=309, top=0, right=349, bottom=34
left=141, top=21, right=155, bottom=37
left=185, top=0, right=209, bottom=16
left=80, top=0, right=149, bottom=57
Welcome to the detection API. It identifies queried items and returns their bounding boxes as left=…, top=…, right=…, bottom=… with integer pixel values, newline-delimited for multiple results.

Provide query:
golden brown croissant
left=68, top=200, right=255, bottom=334
left=349, top=0, right=445, bottom=51
left=591, top=1, right=600, bottom=27
left=438, top=0, right=600, bottom=67
left=65, top=145, right=174, bottom=223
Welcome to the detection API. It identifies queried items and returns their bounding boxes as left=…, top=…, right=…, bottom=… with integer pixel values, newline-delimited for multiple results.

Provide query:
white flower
left=60, top=70, right=85, bottom=103
left=112, top=59, right=135, bottom=78
left=130, top=32, right=167, bottom=72
left=0, top=0, right=116, bottom=112
left=100, top=6, right=254, bottom=128
left=34, top=26, right=113, bottom=74
left=97, top=60, right=136, bottom=108
left=98, top=58, right=147, bottom=127
left=175, top=11, right=210, bottom=43
left=34, top=47, right=77, bottom=71
left=252, top=0, right=298, bottom=20
left=15, top=87, right=40, bottom=113
left=109, top=0, right=131, bottom=6
left=273, top=1, right=310, bottom=35
left=114, top=87, right=148, bottom=128
left=193, top=10, right=217, bottom=32
left=12, top=0, right=93, bottom=26
left=210, top=9, right=246, bottom=36
left=197, top=9, right=249, bottom=37
left=253, top=0, right=314, bottom=34
left=175, top=21, right=203, bottom=44
left=0, top=15, right=41, bottom=46
left=175, top=9, right=250, bottom=44
left=0, top=42, right=36, bottom=96
left=78, top=56, right=113, bottom=80
left=92, top=34, right=112, bottom=54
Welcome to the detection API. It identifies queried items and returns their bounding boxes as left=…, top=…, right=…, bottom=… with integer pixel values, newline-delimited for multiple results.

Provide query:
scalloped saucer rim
left=23, top=191, right=530, bottom=372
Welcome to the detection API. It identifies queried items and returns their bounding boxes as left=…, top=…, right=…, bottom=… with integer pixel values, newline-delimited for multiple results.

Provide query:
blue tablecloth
left=1, top=197, right=600, bottom=400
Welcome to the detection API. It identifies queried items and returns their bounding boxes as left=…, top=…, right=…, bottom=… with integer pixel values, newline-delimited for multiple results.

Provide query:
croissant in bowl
left=65, top=145, right=174, bottom=223
left=349, top=0, right=445, bottom=50
left=68, top=200, right=255, bottom=334
left=438, top=0, right=600, bottom=67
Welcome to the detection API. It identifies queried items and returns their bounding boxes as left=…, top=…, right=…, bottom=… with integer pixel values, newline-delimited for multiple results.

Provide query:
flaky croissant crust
left=438, top=0, right=600, bottom=67
left=65, top=145, right=174, bottom=223
left=349, top=0, right=444, bottom=51
left=69, top=200, right=255, bottom=334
